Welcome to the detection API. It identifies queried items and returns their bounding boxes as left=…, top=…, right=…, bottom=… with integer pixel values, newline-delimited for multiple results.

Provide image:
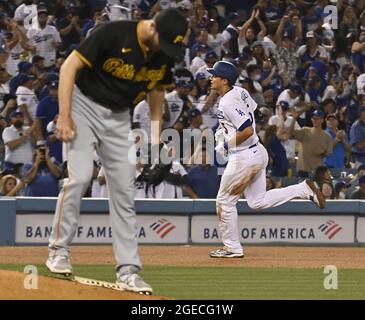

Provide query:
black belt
left=249, top=143, right=258, bottom=149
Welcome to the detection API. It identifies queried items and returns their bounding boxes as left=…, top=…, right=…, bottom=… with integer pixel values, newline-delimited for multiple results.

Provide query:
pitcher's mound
left=0, top=270, right=169, bottom=300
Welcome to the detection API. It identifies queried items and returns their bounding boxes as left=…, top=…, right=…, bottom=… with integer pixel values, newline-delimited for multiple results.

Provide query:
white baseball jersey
left=6, top=42, right=23, bottom=76
left=27, top=25, right=61, bottom=68
left=217, top=86, right=259, bottom=152
left=196, top=94, right=219, bottom=128
left=133, top=100, right=151, bottom=142
left=16, top=85, right=38, bottom=123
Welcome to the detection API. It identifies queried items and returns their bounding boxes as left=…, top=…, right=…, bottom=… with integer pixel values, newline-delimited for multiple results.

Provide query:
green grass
left=1, top=264, right=365, bottom=300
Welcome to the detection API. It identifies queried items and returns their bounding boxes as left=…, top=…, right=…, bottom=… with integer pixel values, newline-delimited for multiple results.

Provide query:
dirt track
left=1, top=245, right=365, bottom=268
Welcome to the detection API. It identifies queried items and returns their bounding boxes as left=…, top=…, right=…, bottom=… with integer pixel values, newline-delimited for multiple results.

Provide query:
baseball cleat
left=209, top=248, right=244, bottom=258
left=46, top=255, right=73, bottom=275
left=116, top=267, right=153, bottom=295
left=305, top=179, right=326, bottom=209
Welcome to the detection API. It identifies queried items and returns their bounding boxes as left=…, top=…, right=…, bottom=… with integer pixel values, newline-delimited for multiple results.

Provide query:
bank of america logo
left=318, top=220, right=343, bottom=240
left=150, top=218, right=176, bottom=238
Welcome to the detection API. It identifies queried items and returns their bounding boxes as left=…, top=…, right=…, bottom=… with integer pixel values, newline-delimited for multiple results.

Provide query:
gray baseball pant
left=48, top=86, right=141, bottom=270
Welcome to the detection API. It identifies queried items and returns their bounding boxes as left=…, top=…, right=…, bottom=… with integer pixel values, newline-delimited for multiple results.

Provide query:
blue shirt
left=22, top=161, right=60, bottom=196
left=36, top=95, right=59, bottom=137
left=187, top=165, right=221, bottom=198
left=350, top=120, right=365, bottom=156
left=324, top=128, right=346, bottom=168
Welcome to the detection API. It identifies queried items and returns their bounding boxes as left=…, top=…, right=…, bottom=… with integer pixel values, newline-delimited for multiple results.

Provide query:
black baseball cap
left=155, top=9, right=188, bottom=57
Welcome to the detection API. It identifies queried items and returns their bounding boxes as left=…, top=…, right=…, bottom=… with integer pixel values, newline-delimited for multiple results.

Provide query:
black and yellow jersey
left=75, top=20, right=174, bottom=111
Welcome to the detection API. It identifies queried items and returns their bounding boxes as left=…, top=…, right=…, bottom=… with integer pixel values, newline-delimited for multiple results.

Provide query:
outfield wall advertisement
left=15, top=214, right=189, bottom=244
left=191, top=215, right=355, bottom=244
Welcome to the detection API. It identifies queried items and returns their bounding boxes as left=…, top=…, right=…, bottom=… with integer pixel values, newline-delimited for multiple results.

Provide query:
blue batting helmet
left=207, top=61, right=238, bottom=85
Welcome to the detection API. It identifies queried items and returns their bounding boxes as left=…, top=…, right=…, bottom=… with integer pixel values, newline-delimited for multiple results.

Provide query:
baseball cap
left=227, top=12, right=240, bottom=22
left=155, top=9, right=188, bottom=57
left=18, top=73, right=32, bottom=85
left=290, top=83, right=302, bottom=94
left=195, top=72, right=207, bottom=80
left=188, top=108, right=201, bottom=120
left=204, top=50, right=218, bottom=62
left=207, top=61, right=238, bottom=86
left=9, top=110, right=23, bottom=118
left=196, top=44, right=208, bottom=52
left=37, top=5, right=48, bottom=15
left=48, top=80, right=59, bottom=89
left=312, top=109, right=325, bottom=118
left=19, top=62, right=33, bottom=73
left=278, top=101, right=289, bottom=111
left=46, top=72, right=59, bottom=84
left=335, top=181, right=351, bottom=193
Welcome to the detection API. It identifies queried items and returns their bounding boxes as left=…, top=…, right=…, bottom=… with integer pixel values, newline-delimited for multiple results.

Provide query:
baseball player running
left=207, top=61, right=325, bottom=258
left=46, top=9, right=188, bottom=294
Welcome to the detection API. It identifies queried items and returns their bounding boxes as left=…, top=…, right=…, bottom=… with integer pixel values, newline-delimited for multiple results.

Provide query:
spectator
left=314, top=165, right=335, bottom=199
left=3, top=24, right=31, bottom=76
left=207, top=18, right=224, bottom=58
left=324, top=114, right=351, bottom=169
left=340, top=6, right=359, bottom=39
left=260, top=58, right=286, bottom=97
left=190, top=29, right=210, bottom=60
left=194, top=72, right=209, bottom=99
left=296, top=31, right=329, bottom=78
left=221, top=11, right=241, bottom=57
left=2, top=110, right=35, bottom=174
left=238, top=9, right=266, bottom=53
left=163, top=71, right=194, bottom=129
left=22, top=141, right=61, bottom=197
left=0, top=174, right=17, bottom=196
left=35, top=80, right=59, bottom=141
left=32, top=55, right=46, bottom=74
left=334, top=181, right=351, bottom=199
left=251, top=40, right=268, bottom=67
left=246, top=64, right=263, bottom=93
left=349, top=106, right=365, bottom=166
left=57, top=5, right=82, bottom=53
left=196, top=87, right=219, bottom=129
left=13, top=0, right=37, bottom=30
left=289, top=109, right=332, bottom=177
left=16, top=73, right=38, bottom=125
left=187, top=148, right=220, bottom=198
left=272, top=101, right=300, bottom=163
left=190, top=44, right=208, bottom=76
left=27, top=5, right=62, bottom=70
left=195, top=50, right=218, bottom=78
left=350, top=175, right=365, bottom=199
left=263, top=124, right=288, bottom=177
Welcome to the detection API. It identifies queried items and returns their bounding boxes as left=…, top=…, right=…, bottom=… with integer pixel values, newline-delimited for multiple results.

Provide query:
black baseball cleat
left=305, top=179, right=326, bottom=209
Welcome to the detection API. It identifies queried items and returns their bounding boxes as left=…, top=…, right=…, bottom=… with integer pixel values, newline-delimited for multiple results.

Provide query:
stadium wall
left=0, top=198, right=363, bottom=246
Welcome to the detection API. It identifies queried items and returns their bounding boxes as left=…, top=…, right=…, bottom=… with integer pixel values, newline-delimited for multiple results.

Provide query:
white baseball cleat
left=305, top=179, right=326, bottom=209
left=46, top=255, right=73, bottom=275
left=116, top=266, right=153, bottom=295
left=209, top=247, right=244, bottom=258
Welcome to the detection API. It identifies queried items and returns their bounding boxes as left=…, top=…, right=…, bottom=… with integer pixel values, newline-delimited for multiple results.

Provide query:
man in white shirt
left=16, top=73, right=38, bottom=124
left=2, top=110, right=35, bottom=172
left=268, top=101, right=300, bottom=161
left=190, top=44, right=207, bottom=76
left=27, top=6, right=61, bottom=69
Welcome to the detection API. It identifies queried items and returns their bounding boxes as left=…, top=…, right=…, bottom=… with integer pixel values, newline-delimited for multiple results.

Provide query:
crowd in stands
left=1, top=0, right=365, bottom=200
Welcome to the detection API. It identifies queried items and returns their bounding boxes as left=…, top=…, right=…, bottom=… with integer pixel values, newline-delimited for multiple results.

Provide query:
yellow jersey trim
left=75, top=50, right=92, bottom=68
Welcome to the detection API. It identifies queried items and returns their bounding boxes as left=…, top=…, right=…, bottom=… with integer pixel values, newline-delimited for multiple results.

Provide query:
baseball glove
left=138, top=143, right=172, bottom=186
